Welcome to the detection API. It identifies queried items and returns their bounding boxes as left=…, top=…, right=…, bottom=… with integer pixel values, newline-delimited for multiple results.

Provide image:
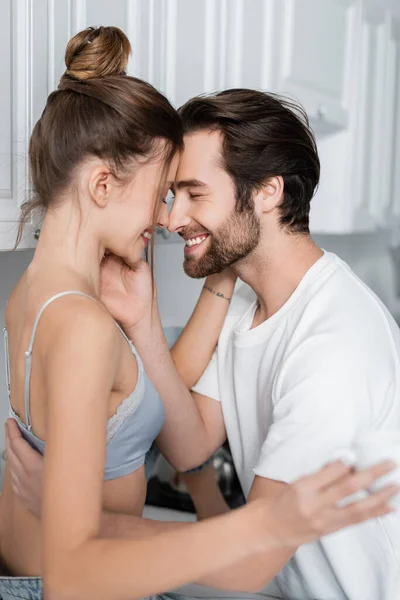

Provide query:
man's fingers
left=6, top=418, right=22, bottom=441
left=323, top=461, right=396, bottom=504
left=6, top=419, right=39, bottom=471
left=11, top=476, right=28, bottom=505
left=5, top=443, right=25, bottom=480
left=5, top=421, right=26, bottom=476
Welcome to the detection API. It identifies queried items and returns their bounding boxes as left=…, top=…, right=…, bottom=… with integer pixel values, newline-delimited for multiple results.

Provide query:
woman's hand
left=258, top=460, right=398, bottom=548
left=99, top=255, right=155, bottom=331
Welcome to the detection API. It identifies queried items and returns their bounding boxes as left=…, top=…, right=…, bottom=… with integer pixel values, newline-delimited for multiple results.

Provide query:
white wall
left=0, top=250, right=34, bottom=458
left=0, top=232, right=399, bottom=455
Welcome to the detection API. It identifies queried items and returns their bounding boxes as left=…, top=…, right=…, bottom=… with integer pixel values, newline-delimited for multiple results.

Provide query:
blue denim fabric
left=0, top=577, right=185, bottom=600
left=0, top=577, right=42, bottom=600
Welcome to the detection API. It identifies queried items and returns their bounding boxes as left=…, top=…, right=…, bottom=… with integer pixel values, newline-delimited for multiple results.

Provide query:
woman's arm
left=100, top=257, right=230, bottom=471
left=40, top=300, right=277, bottom=600
left=170, top=270, right=237, bottom=389
left=7, top=412, right=398, bottom=597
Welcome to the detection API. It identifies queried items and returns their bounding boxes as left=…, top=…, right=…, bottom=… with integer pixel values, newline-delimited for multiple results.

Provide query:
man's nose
left=168, top=200, right=191, bottom=233
left=156, top=202, right=169, bottom=229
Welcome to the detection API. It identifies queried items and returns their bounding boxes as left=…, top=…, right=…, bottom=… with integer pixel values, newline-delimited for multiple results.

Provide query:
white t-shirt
left=193, top=251, right=400, bottom=600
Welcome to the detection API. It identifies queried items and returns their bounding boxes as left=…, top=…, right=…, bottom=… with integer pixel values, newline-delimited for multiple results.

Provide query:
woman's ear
left=88, top=165, right=114, bottom=208
left=253, top=176, right=284, bottom=214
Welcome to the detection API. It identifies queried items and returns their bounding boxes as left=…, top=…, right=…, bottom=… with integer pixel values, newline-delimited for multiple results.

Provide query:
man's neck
left=234, top=233, right=323, bottom=327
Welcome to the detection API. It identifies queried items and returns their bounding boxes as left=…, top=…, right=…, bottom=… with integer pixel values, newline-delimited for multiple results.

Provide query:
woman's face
left=103, top=152, right=179, bottom=266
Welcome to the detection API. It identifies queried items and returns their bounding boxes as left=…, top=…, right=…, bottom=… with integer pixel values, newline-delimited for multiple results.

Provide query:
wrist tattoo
left=203, top=284, right=231, bottom=303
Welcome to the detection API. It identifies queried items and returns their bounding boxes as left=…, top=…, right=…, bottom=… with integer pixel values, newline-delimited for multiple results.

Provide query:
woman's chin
left=125, top=247, right=147, bottom=268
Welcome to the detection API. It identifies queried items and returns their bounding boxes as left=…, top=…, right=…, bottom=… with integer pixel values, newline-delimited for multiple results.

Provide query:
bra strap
left=114, top=321, right=143, bottom=372
left=3, top=327, right=11, bottom=406
left=24, top=291, right=97, bottom=430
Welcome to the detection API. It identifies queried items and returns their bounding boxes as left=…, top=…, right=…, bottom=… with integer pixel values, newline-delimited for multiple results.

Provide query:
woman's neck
left=32, top=206, right=104, bottom=295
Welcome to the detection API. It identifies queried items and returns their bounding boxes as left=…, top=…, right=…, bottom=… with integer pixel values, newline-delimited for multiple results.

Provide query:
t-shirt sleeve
left=254, top=340, right=372, bottom=483
left=191, top=349, right=220, bottom=402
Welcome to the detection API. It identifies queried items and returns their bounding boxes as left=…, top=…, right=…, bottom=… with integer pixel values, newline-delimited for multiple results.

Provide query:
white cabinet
left=0, top=0, right=35, bottom=250
left=140, top=0, right=358, bottom=127
left=310, top=0, right=399, bottom=233
left=351, top=2, right=388, bottom=229
left=380, top=13, right=400, bottom=225
left=0, top=0, right=136, bottom=250
left=271, top=0, right=358, bottom=133
left=1, top=0, right=399, bottom=243
left=131, top=0, right=272, bottom=108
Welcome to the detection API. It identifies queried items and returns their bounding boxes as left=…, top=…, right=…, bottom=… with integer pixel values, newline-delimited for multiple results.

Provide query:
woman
left=0, top=26, right=396, bottom=600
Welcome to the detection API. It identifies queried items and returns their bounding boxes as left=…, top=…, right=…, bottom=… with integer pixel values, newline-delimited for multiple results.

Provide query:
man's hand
left=5, top=419, right=43, bottom=518
left=100, top=255, right=155, bottom=331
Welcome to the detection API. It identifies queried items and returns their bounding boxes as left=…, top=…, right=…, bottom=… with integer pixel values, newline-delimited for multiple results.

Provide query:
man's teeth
left=143, top=231, right=152, bottom=240
left=186, top=235, right=208, bottom=248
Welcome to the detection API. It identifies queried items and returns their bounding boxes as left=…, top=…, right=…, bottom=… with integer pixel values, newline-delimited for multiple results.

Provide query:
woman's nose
left=157, top=201, right=169, bottom=229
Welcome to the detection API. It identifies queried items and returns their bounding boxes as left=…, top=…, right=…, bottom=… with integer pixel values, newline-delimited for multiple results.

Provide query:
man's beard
left=183, top=207, right=261, bottom=279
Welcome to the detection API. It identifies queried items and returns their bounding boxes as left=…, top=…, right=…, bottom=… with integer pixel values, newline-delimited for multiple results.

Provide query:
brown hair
left=17, top=26, right=183, bottom=247
left=179, top=89, right=320, bottom=234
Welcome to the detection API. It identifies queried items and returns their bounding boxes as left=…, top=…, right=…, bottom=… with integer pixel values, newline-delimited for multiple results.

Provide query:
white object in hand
left=339, top=430, right=400, bottom=508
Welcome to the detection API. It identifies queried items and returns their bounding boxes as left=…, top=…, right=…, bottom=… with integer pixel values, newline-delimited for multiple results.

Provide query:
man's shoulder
left=303, top=255, right=400, bottom=341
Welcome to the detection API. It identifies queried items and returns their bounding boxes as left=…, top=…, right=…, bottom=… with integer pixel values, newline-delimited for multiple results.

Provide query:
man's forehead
left=175, top=130, right=223, bottom=182
left=182, top=129, right=222, bottom=157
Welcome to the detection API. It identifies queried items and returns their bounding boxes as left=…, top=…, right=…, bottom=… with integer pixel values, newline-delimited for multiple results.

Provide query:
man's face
left=169, top=130, right=260, bottom=278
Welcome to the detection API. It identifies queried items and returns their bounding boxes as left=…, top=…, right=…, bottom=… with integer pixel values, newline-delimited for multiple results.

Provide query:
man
left=6, top=89, right=400, bottom=599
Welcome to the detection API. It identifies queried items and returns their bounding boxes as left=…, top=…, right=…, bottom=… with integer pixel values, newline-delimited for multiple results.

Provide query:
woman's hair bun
left=63, top=26, right=131, bottom=81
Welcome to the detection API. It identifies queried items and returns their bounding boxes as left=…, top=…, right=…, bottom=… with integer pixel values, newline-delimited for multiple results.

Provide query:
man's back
left=193, top=251, right=400, bottom=600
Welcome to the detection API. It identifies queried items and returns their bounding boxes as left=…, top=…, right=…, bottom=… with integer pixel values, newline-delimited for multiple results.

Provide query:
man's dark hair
left=179, top=89, right=320, bottom=234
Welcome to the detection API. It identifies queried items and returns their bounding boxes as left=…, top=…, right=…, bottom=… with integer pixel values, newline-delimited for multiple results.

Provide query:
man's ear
left=253, top=176, right=284, bottom=214
left=88, top=165, right=114, bottom=208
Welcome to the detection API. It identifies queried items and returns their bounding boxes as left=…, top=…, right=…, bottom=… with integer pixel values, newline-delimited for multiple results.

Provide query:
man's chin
left=183, top=261, right=206, bottom=279
left=183, top=256, right=215, bottom=279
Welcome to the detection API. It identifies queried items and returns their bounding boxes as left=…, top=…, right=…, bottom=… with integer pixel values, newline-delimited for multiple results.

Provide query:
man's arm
left=180, top=463, right=231, bottom=520
left=6, top=417, right=226, bottom=538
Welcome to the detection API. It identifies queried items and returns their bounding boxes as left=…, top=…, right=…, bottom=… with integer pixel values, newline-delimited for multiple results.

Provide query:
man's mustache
left=178, top=229, right=211, bottom=241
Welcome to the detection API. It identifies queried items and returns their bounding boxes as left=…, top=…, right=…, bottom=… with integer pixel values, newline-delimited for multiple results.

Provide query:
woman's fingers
left=322, top=460, right=396, bottom=505
left=327, top=484, right=399, bottom=533
left=304, top=460, right=353, bottom=491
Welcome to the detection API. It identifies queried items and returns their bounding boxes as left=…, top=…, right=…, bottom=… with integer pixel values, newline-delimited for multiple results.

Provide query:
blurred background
left=1, top=0, right=400, bottom=486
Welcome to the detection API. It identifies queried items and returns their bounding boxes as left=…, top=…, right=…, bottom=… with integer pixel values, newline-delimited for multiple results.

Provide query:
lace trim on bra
left=106, top=341, right=145, bottom=442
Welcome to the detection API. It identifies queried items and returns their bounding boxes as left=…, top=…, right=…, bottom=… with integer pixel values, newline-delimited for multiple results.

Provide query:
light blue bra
left=3, top=291, right=166, bottom=481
